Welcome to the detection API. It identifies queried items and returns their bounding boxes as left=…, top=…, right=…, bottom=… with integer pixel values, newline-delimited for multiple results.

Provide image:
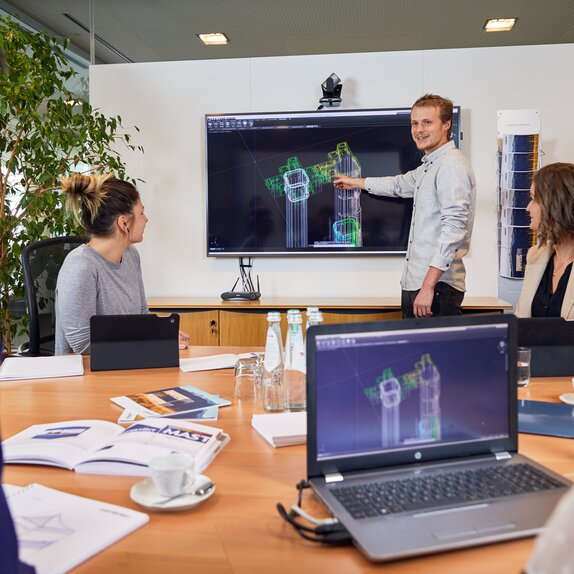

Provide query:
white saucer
left=130, top=474, right=215, bottom=512
left=559, top=393, right=574, bottom=406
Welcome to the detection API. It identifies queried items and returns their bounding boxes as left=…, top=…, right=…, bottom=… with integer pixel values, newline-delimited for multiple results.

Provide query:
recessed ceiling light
left=198, top=33, right=229, bottom=46
left=484, top=18, right=517, bottom=32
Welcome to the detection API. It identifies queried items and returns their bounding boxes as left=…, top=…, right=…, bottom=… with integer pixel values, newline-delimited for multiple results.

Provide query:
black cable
left=276, top=480, right=352, bottom=546
left=239, top=257, right=255, bottom=292
left=296, top=479, right=310, bottom=507
left=276, top=503, right=351, bottom=544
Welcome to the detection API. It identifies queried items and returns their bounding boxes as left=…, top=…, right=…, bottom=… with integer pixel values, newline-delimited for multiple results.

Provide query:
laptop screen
left=307, top=317, right=516, bottom=476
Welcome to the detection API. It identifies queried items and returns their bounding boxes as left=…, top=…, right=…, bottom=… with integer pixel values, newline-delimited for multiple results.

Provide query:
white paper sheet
left=0, top=355, right=84, bottom=381
left=179, top=352, right=256, bottom=372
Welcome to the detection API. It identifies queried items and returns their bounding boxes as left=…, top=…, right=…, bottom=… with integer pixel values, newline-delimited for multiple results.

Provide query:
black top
left=531, top=257, right=573, bottom=317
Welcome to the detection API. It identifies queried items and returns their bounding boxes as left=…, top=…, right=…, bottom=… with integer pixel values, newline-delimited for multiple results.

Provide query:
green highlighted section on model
left=264, top=142, right=363, bottom=248
left=364, top=354, right=442, bottom=447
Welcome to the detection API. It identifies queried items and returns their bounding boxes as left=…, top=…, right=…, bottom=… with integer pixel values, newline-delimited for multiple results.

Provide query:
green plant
left=0, top=17, right=142, bottom=353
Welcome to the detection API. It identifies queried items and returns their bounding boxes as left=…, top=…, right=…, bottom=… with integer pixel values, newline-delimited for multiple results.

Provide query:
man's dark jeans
left=401, top=282, right=464, bottom=319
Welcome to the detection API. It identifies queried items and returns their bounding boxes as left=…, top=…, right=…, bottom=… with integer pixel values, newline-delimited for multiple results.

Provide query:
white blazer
left=515, top=243, right=574, bottom=319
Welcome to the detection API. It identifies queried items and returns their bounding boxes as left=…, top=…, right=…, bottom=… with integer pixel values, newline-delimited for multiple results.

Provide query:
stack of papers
left=251, top=412, right=307, bottom=447
left=0, top=355, right=84, bottom=381
left=179, top=352, right=256, bottom=373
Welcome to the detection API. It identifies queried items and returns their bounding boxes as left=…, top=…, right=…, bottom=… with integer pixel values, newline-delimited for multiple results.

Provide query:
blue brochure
left=518, top=400, right=574, bottom=439
left=111, top=385, right=231, bottom=420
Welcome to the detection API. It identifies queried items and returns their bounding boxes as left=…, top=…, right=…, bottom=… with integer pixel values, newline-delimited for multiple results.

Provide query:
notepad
left=0, top=355, right=84, bottom=381
left=251, top=412, right=307, bottom=447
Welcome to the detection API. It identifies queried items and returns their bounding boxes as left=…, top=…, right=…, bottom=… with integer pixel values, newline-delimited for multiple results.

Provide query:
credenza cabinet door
left=320, top=310, right=403, bottom=325
left=218, top=310, right=271, bottom=346
left=217, top=309, right=404, bottom=346
left=157, top=310, right=219, bottom=346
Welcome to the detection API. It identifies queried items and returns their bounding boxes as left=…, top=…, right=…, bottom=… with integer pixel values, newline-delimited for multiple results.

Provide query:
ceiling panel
left=1, top=0, right=573, bottom=64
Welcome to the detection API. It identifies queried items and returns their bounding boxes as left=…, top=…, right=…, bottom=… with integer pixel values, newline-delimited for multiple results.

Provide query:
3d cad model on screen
left=264, top=142, right=363, bottom=249
left=364, top=354, right=442, bottom=449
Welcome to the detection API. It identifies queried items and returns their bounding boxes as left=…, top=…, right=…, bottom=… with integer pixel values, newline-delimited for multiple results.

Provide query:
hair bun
left=62, top=173, right=112, bottom=225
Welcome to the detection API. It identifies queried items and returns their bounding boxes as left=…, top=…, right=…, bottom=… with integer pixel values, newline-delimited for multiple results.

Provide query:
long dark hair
left=533, top=162, right=574, bottom=246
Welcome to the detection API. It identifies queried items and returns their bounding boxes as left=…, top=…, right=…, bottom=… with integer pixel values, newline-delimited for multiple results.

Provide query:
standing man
left=333, top=94, right=475, bottom=318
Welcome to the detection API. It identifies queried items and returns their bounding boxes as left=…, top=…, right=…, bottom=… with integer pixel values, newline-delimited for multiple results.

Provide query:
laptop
left=90, top=313, right=180, bottom=371
left=306, top=314, right=571, bottom=562
left=517, top=317, right=574, bottom=376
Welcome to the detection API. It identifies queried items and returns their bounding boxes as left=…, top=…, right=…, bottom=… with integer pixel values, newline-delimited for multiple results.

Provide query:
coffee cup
left=148, top=453, right=195, bottom=498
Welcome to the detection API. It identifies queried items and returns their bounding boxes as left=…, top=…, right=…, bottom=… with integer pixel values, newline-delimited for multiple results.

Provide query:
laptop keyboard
left=331, top=463, right=564, bottom=518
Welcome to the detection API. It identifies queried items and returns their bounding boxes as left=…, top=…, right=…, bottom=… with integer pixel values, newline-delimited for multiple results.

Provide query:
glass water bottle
left=283, top=311, right=306, bottom=411
left=262, top=312, right=284, bottom=412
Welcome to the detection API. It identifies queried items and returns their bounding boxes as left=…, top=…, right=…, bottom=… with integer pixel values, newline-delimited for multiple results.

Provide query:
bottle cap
left=287, top=312, right=302, bottom=324
left=308, top=310, right=323, bottom=324
left=267, top=312, right=281, bottom=322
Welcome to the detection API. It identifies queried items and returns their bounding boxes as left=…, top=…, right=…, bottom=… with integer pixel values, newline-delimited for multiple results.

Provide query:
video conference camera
left=318, top=73, right=343, bottom=110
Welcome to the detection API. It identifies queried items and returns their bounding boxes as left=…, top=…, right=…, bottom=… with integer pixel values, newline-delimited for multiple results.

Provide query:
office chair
left=517, top=317, right=574, bottom=377
left=21, top=236, right=87, bottom=356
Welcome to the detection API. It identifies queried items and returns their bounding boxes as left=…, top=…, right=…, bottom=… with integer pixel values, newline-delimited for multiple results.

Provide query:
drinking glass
left=234, top=357, right=261, bottom=402
left=517, top=347, right=531, bottom=387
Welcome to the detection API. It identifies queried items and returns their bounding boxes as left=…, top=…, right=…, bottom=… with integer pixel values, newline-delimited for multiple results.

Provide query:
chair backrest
left=517, top=317, right=574, bottom=377
left=21, top=236, right=87, bottom=355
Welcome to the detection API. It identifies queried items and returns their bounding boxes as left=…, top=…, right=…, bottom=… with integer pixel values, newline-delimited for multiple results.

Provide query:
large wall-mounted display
left=206, top=107, right=461, bottom=256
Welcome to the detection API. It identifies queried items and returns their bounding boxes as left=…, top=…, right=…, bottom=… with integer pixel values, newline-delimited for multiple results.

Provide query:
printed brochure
left=111, top=385, right=230, bottom=419
left=2, top=418, right=229, bottom=476
left=7, top=483, right=148, bottom=574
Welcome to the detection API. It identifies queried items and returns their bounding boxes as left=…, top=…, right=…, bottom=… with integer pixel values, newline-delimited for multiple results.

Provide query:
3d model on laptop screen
left=314, top=325, right=509, bottom=459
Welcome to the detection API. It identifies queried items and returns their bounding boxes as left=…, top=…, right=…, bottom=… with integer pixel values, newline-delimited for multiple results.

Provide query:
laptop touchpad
left=415, top=505, right=516, bottom=541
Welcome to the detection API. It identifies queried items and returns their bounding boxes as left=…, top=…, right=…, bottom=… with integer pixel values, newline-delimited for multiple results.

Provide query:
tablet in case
left=90, top=314, right=179, bottom=371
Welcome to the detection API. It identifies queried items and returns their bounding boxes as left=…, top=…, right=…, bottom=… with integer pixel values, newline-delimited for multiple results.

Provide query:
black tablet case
left=90, top=314, right=180, bottom=371
left=517, top=317, right=574, bottom=377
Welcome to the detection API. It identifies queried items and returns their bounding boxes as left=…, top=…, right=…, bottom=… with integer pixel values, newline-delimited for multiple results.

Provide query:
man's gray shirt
left=364, top=141, right=475, bottom=292
left=55, top=244, right=148, bottom=355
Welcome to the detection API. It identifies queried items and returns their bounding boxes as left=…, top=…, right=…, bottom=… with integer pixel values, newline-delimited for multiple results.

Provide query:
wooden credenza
left=148, top=297, right=512, bottom=347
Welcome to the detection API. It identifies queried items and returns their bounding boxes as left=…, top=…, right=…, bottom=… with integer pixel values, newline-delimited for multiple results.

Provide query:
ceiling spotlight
left=318, top=73, right=343, bottom=110
left=484, top=18, right=517, bottom=32
left=198, top=33, right=229, bottom=45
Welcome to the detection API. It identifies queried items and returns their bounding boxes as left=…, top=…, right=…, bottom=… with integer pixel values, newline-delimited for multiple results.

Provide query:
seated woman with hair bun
left=55, top=174, right=189, bottom=354
left=516, top=162, right=574, bottom=319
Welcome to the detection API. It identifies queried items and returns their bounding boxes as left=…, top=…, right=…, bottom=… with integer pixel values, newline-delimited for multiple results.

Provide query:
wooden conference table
left=1, top=347, right=573, bottom=574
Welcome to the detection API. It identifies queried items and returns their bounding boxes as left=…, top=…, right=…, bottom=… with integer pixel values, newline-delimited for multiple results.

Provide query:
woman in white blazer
left=515, top=163, right=574, bottom=319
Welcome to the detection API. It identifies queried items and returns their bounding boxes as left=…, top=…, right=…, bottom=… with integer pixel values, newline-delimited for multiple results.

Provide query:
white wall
left=90, top=43, right=574, bottom=299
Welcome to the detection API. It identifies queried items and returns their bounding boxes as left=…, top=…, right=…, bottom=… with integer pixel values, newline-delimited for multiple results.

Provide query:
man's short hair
left=412, top=94, right=454, bottom=139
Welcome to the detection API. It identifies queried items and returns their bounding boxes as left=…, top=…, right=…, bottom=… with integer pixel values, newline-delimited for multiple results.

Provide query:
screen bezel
left=306, top=314, right=518, bottom=480
left=204, top=106, right=462, bottom=257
